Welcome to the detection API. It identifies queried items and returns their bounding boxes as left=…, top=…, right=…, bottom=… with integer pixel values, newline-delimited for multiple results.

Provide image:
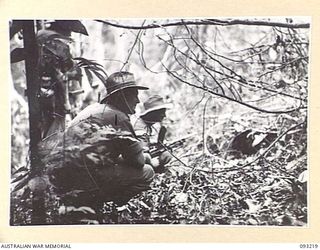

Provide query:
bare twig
left=164, top=66, right=304, bottom=114
left=158, top=35, right=306, bottom=102
left=202, top=96, right=212, bottom=154
left=257, top=56, right=308, bottom=79
left=120, top=20, right=146, bottom=71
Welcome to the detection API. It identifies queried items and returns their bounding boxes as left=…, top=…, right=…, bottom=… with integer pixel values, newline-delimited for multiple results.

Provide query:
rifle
left=149, top=135, right=192, bottom=158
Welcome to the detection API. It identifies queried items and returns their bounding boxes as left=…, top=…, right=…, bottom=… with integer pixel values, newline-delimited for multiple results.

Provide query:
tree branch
left=207, top=18, right=310, bottom=29
left=95, top=19, right=310, bottom=30
left=164, top=66, right=305, bottom=114
left=120, top=20, right=146, bottom=71
left=158, top=35, right=306, bottom=102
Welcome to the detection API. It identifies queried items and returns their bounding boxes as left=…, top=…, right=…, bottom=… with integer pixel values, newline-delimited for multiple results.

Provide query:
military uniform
left=66, top=103, right=154, bottom=203
left=40, top=72, right=154, bottom=224
left=132, top=95, right=172, bottom=172
left=133, top=116, right=162, bottom=147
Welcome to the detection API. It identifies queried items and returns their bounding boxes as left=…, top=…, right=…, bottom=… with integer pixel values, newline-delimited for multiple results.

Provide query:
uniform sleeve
left=133, top=118, right=147, bottom=137
left=70, top=104, right=145, bottom=167
left=122, top=140, right=144, bottom=157
left=97, top=106, right=135, bottom=134
left=133, top=118, right=150, bottom=149
left=68, top=103, right=101, bottom=128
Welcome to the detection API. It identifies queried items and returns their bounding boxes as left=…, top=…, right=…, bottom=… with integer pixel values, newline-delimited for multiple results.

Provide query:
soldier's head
left=140, top=95, right=172, bottom=124
left=101, top=71, right=148, bottom=114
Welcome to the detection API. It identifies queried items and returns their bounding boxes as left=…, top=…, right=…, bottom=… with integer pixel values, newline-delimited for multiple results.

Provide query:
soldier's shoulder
left=133, top=117, right=147, bottom=130
left=68, top=103, right=103, bottom=126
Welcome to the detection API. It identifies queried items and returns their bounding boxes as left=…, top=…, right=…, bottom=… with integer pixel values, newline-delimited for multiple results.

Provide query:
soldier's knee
left=142, top=164, right=155, bottom=184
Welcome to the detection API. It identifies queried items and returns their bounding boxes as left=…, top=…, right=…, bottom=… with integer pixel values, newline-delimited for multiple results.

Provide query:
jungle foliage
left=10, top=18, right=309, bottom=225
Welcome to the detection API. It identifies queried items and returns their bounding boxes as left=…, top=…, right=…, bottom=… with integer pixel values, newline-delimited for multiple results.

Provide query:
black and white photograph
left=9, top=18, right=310, bottom=226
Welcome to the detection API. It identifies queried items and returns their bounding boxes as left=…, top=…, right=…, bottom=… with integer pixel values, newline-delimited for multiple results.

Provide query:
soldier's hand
left=143, top=152, right=152, bottom=165
left=159, top=151, right=172, bottom=166
left=150, top=157, right=160, bottom=168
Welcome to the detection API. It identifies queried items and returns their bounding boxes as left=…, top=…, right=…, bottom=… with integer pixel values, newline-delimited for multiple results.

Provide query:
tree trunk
left=22, top=20, right=46, bottom=224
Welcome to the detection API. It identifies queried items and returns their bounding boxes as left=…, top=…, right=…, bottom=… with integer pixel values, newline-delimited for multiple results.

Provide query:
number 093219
left=300, top=244, right=319, bottom=248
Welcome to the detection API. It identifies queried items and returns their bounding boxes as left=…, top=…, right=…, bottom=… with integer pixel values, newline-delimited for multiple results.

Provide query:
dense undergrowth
left=10, top=18, right=309, bottom=226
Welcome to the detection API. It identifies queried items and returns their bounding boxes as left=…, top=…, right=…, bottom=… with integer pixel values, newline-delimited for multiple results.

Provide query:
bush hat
left=100, top=71, right=148, bottom=103
left=140, top=95, right=172, bottom=117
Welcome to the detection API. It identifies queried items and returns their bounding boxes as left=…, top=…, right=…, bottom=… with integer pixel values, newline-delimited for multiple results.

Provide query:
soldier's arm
left=120, top=141, right=146, bottom=168
left=112, top=113, right=147, bottom=168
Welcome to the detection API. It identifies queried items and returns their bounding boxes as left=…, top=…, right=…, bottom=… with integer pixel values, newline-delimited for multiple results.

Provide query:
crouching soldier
left=133, top=95, right=173, bottom=173
left=40, top=72, right=154, bottom=224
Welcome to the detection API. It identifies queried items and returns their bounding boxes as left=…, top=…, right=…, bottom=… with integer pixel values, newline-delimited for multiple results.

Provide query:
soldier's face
left=142, top=108, right=166, bottom=123
left=121, top=88, right=140, bottom=114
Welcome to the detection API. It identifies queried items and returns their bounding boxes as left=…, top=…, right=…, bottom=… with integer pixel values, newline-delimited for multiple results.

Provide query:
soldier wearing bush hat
left=71, top=71, right=149, bottom=129
left=50, top=71, right=154, bottom=223
left=100, top=71, right=148, bottom=104
left=139, top=95, right=173, bottom=117
left=133, top=95, right=173, bottom=173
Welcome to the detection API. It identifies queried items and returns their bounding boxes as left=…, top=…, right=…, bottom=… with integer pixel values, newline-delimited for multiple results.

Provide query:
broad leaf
left=12, top=166, right=29, bottom=175
left=91, top=71, right=106, bottom=85
left=298, top=170, right=308, bottom=183
left=74, top=57, right=106, bottom=70
left=11, top=172, right=29, bottom=183
left=84, top=68, right=94, bottom=86
left=252, top=133, right=268, bottom=147
left=10, top=48, right=26, bottom=63
left=10, top=20, right=24, bottom=39
left=50, top=20, right=88, bottom=36
left=74, top=57, right=107, bottom=85
left=12, top=176, right=30, bottom=192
